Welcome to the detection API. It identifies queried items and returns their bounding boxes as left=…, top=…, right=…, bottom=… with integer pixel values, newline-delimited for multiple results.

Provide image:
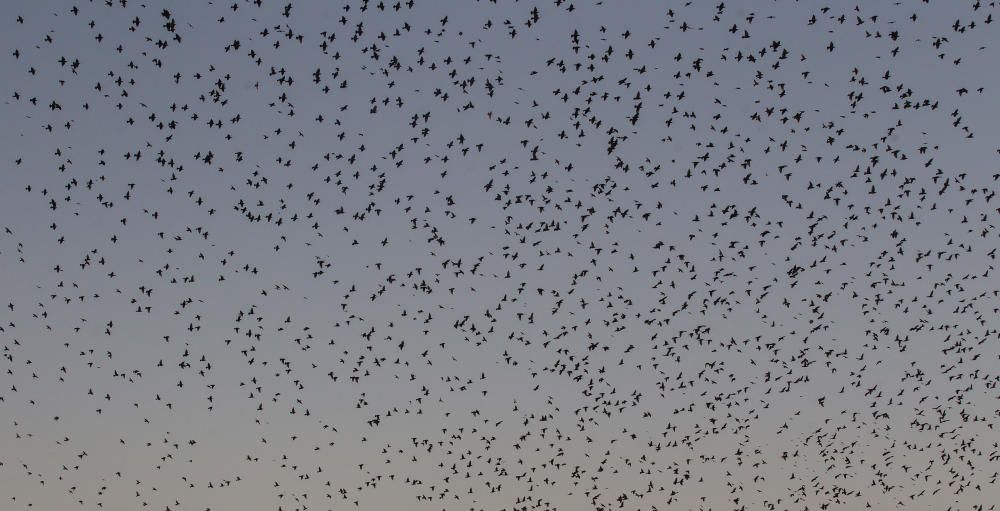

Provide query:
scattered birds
left=2, top=1, right=1000, bottom=510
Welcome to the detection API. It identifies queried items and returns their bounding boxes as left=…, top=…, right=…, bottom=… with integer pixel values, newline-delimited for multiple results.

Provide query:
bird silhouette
left=2, top=1, right=1000, bottom=510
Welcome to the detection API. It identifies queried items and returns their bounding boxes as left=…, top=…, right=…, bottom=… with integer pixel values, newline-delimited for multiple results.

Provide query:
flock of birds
left=3, top=1, right=1000, bottom=510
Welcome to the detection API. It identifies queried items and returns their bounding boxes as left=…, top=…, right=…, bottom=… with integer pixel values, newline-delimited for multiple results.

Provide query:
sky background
left=3, top=1, right=1000, bottom=510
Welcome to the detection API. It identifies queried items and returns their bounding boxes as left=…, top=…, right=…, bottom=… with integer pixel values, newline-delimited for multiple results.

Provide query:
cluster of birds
left=3, top=1, right=1000, bottom=510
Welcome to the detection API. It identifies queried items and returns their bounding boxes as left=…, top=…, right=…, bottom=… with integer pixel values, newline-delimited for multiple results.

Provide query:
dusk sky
left=3, top=1, right=1000, bottom=510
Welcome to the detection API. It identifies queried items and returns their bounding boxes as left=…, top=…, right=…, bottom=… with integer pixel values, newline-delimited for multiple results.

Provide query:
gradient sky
left=3, top=1, right=1000, bottom=510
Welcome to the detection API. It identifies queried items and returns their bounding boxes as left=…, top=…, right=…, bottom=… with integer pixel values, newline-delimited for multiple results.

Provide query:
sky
left=2, top=1, right=1000, bottom=510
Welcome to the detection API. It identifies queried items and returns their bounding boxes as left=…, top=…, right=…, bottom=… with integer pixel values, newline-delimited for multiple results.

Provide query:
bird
left=1, top=1, right=1000, bottom=510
